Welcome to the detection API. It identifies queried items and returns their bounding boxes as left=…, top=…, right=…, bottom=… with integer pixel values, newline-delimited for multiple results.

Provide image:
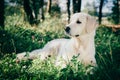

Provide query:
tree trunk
left=33, top=0, right=38, bottom=20
left=23, top=0, right=35, bottom=25
left=47, top=0, right=52, bottom=14
left=117, top=0, right=120, bottom=24
left=0, top=0, right=5, bottom=29
left=72, top=0, right=81, bottom=13
left=72, top=0, right=76, bottom=13
left=77, top=0, right=81, bottom=12
left=41, top=0, right=45, bottom=20
left=67, top=0, right=71, bottom=23
left=98, top=0, right=104, bottom=24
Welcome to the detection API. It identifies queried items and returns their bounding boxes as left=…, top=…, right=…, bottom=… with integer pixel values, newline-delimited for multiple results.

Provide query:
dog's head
left=65, top=13, right=98, bottom=37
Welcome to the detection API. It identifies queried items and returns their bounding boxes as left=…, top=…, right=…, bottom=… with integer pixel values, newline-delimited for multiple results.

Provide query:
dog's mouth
left=75, top=35, right=79, bottom=37
left=64, top=31, right=71, bottom=36
left=65, top=32, right=71, bottom=36
left=65, top=32, right=79, bottom=37
left=64, top=29, right=79, bottom=37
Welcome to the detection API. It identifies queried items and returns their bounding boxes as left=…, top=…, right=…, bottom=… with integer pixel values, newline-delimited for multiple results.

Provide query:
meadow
left=0, top=13, right=120, bottom=80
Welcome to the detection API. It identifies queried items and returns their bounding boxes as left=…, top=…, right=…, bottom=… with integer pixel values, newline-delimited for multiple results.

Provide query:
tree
left=41, top=0, right=45, bottom=20
left=47, top=0, right=52, bottom=14
left=109, top=0, right=120, bottom=24
left=72, top=0, right=82, bottom=13
left=84, top=1, right=97, bottom=16
left=98, top=0, right=104, bottom=24
left=33, top=0, right=39, bottom=20
left=9, top=0, right=23, bottom=5
left=23, top=0, right=45, bottom=25
left=0, top=0, right=5, bottom=29
left=32, top=0, right=45, bottom=21
left=23, top=0, right=35, bottom=25
left=67, top=0, right=71, bottom=23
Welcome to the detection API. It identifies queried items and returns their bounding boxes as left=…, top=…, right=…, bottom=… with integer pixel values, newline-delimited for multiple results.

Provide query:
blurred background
left=0, top=0, right=120, bottom=27
left=0, top=0, right=120, bottom=80
left=0, top=0, right=120, bottom=55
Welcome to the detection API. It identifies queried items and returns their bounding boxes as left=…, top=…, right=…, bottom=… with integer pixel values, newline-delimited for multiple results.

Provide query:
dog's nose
left=65, top=27, right=70, bottom=33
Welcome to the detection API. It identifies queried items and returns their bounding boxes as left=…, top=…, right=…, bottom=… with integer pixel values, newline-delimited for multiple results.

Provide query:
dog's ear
left=85, top=15, right=98, bottom=33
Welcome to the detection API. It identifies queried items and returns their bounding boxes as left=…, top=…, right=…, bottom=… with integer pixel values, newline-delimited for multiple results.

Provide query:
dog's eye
left=76, top=20, right=81, bottom=24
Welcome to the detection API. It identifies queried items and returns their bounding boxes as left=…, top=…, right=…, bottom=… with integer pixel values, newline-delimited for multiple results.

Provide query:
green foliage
left=0, top=53, right=91, bottom=80
left=0, top=14, right=66, bottom=54
left=0, top=54, right=32, bottom=80
left=0, top=25, right=64, bottom=54
left=1, top=25, right=120, bottom=80
left=28, top=58, right=59, bottom=80
left=108, top=0, right=120, bottom=24
left=50, top=4, right=61, bottom=17
left=1, top=13, right=120, bottom=79
left=95, top=26, right=120, bottom=80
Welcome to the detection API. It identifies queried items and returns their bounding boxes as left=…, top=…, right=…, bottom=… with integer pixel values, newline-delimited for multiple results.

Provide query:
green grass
left=0, top=14, right=120, bottom=80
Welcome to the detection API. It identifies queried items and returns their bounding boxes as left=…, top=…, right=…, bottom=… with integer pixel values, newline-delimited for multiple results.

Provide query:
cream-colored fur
left=17, top=13, right=98, bottom=67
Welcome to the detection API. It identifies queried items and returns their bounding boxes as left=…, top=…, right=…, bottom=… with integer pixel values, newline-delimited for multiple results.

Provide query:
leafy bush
left=0, top=54, right=32, bottom=80
left=107, top=0, right=120, bottom=24
left=0, top=53, right=92, bottom=80
left=95, top=26, right=120, bottom=80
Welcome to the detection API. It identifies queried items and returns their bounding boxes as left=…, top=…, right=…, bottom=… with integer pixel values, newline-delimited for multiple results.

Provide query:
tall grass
left=0, top=14, right=120, bottom=80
